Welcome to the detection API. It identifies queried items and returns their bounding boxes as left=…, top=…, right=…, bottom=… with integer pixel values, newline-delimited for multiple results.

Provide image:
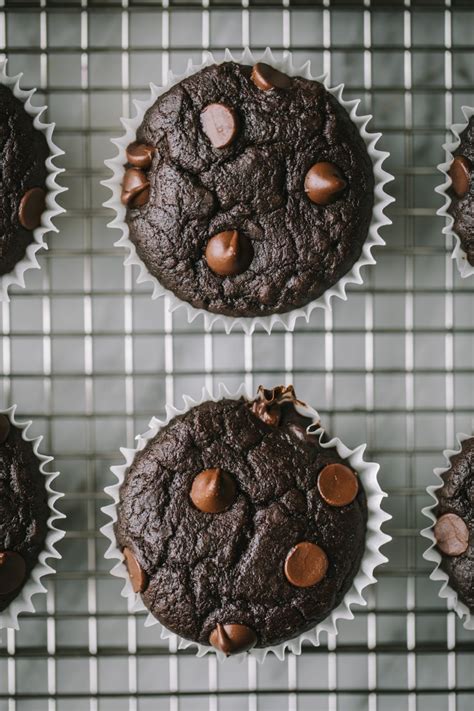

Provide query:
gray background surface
left=0, top=1, right=473, bottom=709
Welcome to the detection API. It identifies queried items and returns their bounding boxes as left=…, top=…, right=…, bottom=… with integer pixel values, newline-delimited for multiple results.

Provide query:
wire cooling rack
left=1, top=1, right=473, bottom=709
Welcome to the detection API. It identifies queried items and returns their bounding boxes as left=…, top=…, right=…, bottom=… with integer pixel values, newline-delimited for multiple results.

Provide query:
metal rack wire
left=0, top=0, right=473, bottom=709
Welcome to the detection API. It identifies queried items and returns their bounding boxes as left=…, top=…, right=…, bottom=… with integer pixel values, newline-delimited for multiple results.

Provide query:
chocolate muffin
left=0, top=84, right=49, bottom=276
left=115, top=386, right=368, bottom=654
left=122, top=61, right=375, bottom=318
left=448, top=116, right=474, bottom=266
left=433, top=437, right=473, bottom=611
left=0, top=414, right=49, bottom=610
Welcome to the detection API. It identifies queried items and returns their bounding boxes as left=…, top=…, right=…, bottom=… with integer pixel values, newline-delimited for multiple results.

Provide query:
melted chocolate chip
left=250, top=385, right=307, bottom=427
left=304, top=162, right=347, bottom=205
left=209, top=623, right=257, bottom=655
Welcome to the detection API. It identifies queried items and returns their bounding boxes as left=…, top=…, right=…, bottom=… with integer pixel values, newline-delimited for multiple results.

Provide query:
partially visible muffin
left=0, top=85, right=49, bottom=276
left=433, top=437, right=473, bottom=611
left=448, top=117, right=474, bottom=266
left=122, top=61, right=375, bottom=318
left=0, top=414, right=49, bottom=610
left=115, top=385, right=368, bottom=654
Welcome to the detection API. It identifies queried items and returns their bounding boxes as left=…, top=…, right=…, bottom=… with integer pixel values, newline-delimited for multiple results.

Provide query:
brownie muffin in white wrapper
left=101, top=383, right=391, bottom=661
left=0, top=58, right=66, bottom=300
left=421, top=433, right=474, bottom=630
left=104, top=48, right=393, bottom=334
left=0, top=406, right=65, bottom=631
left=436, top=105, right=474, bottom=279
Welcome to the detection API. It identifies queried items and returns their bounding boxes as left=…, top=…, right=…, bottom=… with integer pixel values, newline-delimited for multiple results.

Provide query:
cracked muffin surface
left=115, top=388, right=368, bottom=650
left=435, top=437, right=474, bottom=611
left=0, top=417, right=49, bottom=610
left=0, top=85, right=49, bottom=276
left=124, top=61, right=375, bottom=317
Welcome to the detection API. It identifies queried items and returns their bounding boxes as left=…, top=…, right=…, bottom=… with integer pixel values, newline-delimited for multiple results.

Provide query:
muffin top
left=0, top=85, right=49, bottom=276
left=448, top=116, right=474, bottom=266
left=434, top=436, right=473, bottom=611
left=0, top=414, right=49, bottom=611
left=123, top=61, right=375, bottom=318
left=115, top=386, right=368, bottom=653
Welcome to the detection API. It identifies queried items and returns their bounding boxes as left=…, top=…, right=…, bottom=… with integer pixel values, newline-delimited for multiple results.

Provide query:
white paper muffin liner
left=435, top=105, right=474, bottom=279
left=0, top=58, right=66, bottom=301
left=0, top=406, right=65, bottom=631
left=421, top=433, right=473, bottom=630
left=101, top=383, right=391, bottom=661
left=103, top=48, right=394, bottom=334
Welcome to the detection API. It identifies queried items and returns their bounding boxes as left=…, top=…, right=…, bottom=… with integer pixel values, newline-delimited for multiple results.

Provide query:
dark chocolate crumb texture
left=0, top=414, right=49, bottom=610
left=123, top=61, right=375, bottom=318
left=115, top=386, right=368, bottom=653
left=0, top=85, right=49, bottom=276
left=434, top=437, right=473, bottom=611
left=448, top=116, right=474, bottom=266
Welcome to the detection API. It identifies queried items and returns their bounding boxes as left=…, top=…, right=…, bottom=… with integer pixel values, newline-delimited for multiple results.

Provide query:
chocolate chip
left=251, top=62, right=292, bottom=92
left=317, top=463, right=359, bottom=507
left=0, top=415, right=10, bottom=445
left=121, top=168, right=150, bottom=208
left=205, top=230, right=253, bottom=276
left=251, top=386, right=284, bottom=425
left=209, top=623, right=257, bottom=656
left=123, top=547, right=148, bottom=593
left=304, top=162, right=347, bottom=205
left=18, top=187, right=46, bottom=231
left=0, top=551, right=26, bottom=595
left=434, top=513, right=469, bottom=557
left=200, top=103, right=238, bottom=149
left=251, top=399, right=280, bottom=426
left=449, top=155, right=471, bottom=199
left=250, top=385, right=302, bottom=427
left=190, top=467, right=237, bottom=513
left=126, top=141, right=155, bottom=170
left=284, top=541, right=328, bottom=588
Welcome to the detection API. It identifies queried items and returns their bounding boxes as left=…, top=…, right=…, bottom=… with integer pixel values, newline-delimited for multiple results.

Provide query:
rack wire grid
left=0, top=0, right=473, bottom=710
